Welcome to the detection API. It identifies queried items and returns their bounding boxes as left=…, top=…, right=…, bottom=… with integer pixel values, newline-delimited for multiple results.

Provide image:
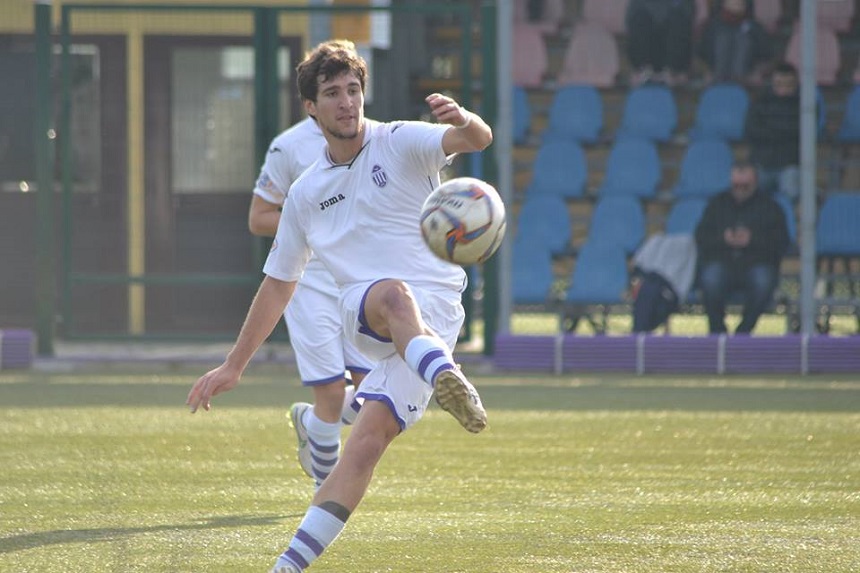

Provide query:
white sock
left=304, top=409, right=341, bottom=488
left=404, top=334, right=456, bottom=387
left=340, top=385, right=361, bottom=426
left=274, top=505, right=346, bottom=571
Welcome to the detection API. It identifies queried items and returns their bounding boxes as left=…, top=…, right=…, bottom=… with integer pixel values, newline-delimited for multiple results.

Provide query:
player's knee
left=374, top=280, right=417, bottom=320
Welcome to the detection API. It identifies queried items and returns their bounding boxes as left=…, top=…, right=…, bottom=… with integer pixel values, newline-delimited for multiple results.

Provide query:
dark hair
left=296, top=40, right=368, bottom=103
left=773, top=62, right=798, bottom=77
left=732, top=159, right=757, bottom=174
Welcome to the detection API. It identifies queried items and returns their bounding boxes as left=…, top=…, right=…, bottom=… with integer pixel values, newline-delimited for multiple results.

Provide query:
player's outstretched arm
left=248, top=195, right=282, bottom=237
left=425, top=93, right=493, bottom=155
left=186, top=276, right=296, bottom=413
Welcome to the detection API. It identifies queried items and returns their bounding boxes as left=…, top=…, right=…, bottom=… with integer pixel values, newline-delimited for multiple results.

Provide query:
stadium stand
left=616, top=83, right=678, bottom=142
left=515, top=194, right=573, bottom=256
left=664, top=197, right=708, bottom=235
left=556, top=20, right=620, bottom=88
left=513, top=86, right=532, bottom=145
left=754, top=0, right=784, bottom=33
left=784, top=23, right=841, bottom=86
left=526, top=138, right=588, bottom=200
left=513, top=23, right=549, bottom=88
left=816, top=0, right=855, bottom=34
left=586, top=195, right=646, bottom=254
left=511, top=235, right=556, bottom=307
left=672, top=138, right=734, bottom=198
left=514, top=0, right=566, bottom=36
left=580, top=0, right=628, bottom=36
left=543, top=84, right=604, bottom=144
left=688, top=82, right=750, bottom=142
left=836, top=85, right=860, bottom=143
left=597, top=137, right=661, bottom=199
left=562, top=240, right=629, bottom=334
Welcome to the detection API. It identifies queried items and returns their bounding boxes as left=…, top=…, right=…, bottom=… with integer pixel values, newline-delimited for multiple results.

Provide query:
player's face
left=308, top=71, right=364, bottom=141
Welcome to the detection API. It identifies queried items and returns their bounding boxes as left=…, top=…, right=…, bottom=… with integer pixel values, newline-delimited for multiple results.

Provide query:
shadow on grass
left=0, top=513, right=301, bottom=554
left=1, top=376, right=859, bottom=412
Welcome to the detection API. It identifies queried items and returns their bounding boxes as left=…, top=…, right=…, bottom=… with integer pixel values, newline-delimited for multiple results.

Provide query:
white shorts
left=340, top=280, right=465, bottom=431
left=285, top=281, right=374, bottom=386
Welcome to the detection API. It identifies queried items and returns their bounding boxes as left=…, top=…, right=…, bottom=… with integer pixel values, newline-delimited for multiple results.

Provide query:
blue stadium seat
left=836, top=85, right=860, bottom=143
left=597, top=137, right=661, bottom=199
left=689, top=82, right=749, bottom=142
left=512, top=236, right=555, bottom=306
left=816, top=193, right=860, bottom=256
left=513, top=86, right=532, bottom=145
left=565, top=240, right=629, bottom=305
left=665, top=197, right=708, bottom=234
left=617, top=84, right=678, bottom=142
left=772, top=192, right=797, bottom=246
left=516, top=194, right=572, bottom=255
left=586, top=195, right=645, bottom=254
left=672, top=139, right=733, bottom=198
left=527, top=139, right=588, bottom=199
left=543, top=84, right=603, bottom=144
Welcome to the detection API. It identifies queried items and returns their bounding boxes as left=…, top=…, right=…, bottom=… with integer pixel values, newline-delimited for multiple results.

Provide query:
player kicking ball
left=186, top=39, right=492, bottom=572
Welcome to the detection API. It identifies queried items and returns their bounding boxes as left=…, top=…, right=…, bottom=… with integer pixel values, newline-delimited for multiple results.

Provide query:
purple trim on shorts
left=357, top=279, right=393, bottom=343
left=346, top=365, right=372, bottom=375
left=302, top=373, right=347, bottom=387
left=356, top=391, right=406, bottom=432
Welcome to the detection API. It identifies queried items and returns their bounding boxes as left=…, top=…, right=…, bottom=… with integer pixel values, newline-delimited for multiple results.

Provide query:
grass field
left=1, top=365, right=859, bottom=573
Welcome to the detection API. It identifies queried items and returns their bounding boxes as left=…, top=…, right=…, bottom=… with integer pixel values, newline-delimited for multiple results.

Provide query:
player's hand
left=186, top=363, right=242, bottom=413
left=425, top=93, right=469, bottom=127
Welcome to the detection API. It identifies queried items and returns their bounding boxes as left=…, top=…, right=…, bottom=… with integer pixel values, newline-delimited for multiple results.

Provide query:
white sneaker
left=433, top=369, right=487, bottom=433
left=287, top=402, right=313, bottom=478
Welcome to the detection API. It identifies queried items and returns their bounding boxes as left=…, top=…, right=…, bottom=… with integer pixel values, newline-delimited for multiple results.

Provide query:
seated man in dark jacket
left=694, top=161, right=789, bottom=334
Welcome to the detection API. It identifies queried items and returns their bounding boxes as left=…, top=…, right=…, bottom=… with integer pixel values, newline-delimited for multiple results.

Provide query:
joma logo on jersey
left=320, top=193, right=346, bottom=211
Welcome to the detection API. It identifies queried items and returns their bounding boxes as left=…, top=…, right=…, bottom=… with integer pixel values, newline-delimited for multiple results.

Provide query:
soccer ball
left=419, top=177, right=506, bottom=265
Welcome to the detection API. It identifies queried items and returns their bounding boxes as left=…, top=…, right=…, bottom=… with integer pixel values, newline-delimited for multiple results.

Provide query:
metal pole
left=496, top=0, right=513, bottom=335
left=34, top=0, right=55, bottom=356
left=799, top=0, right=817, bottom=337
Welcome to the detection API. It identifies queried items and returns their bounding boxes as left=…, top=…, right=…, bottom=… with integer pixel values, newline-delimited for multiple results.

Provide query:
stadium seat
left=526, top=139, right=588, bottom=200
left=565, top=240, right=629, bottom=305
left=556, top=21, right=620, bottom=89
left=665, top=197, right=708, bottom=235
left=515, top=194, right=572, bottom=256
left=785, top=24, right=841, bottom=86
left=688, top=83, right=749, bottom=142
left=514, top=0, right=565, bottom=35
left=617, top=84, right=678, bottom=142
left=836, top=85, right=860, bottom=143
left=513, top=86, right=532, bottom=145
left=817, top=0, right=855, bottom=33
left=513, top=23, right=548, bottom=88
left=597, top=137, right=661, bottom=199
left=816, top=193, right=860, bottom=256
left=581, top=0, right=629, bottom=35
left=753, top=0, right=783, bottom=33
left=543, top=84, right=603, bottom=144
left=672, top=139, right=733, bottom=198
left=773, top=192, right=797, bottom=246
left=586, top=195, right=646, bottom=254
left=512, top=235, right=556, bottom=306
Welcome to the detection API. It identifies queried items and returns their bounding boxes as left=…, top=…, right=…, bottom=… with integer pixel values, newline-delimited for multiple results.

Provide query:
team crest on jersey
left=257, top=172, right=276, bottom=193
left=371, top=164, right=387, bottom=188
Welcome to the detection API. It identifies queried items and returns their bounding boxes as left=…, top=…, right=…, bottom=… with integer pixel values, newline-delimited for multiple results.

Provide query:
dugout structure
left=7, top=1, right=503, bottom=353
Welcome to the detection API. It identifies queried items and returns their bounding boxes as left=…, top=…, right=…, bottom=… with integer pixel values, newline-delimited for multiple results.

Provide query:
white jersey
left=264, top=120, right=467, bottom=293
left=253, top=118, right=333, bottom=296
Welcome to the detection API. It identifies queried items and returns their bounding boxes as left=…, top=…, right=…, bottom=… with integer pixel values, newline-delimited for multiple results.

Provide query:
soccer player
left=186, top=40, right=493, bottom=572
left=248, top=40, right=376, bottom=487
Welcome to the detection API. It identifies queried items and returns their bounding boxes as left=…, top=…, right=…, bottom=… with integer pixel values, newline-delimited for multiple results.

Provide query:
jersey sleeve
left=388, top=121, right=450, bottom=176
left=252, top=144, right=296, bottom=206
left=262, top=191, right=311, bottom=282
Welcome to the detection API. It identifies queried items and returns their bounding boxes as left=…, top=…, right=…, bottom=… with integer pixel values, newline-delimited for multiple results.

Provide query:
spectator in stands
left=694, top=161, right=789, bottom=334
left=697, top=0, right=773, bottom=85
left=625, top=0, right=696, bottom=86
left=744, top=62, right=801, bottom=197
